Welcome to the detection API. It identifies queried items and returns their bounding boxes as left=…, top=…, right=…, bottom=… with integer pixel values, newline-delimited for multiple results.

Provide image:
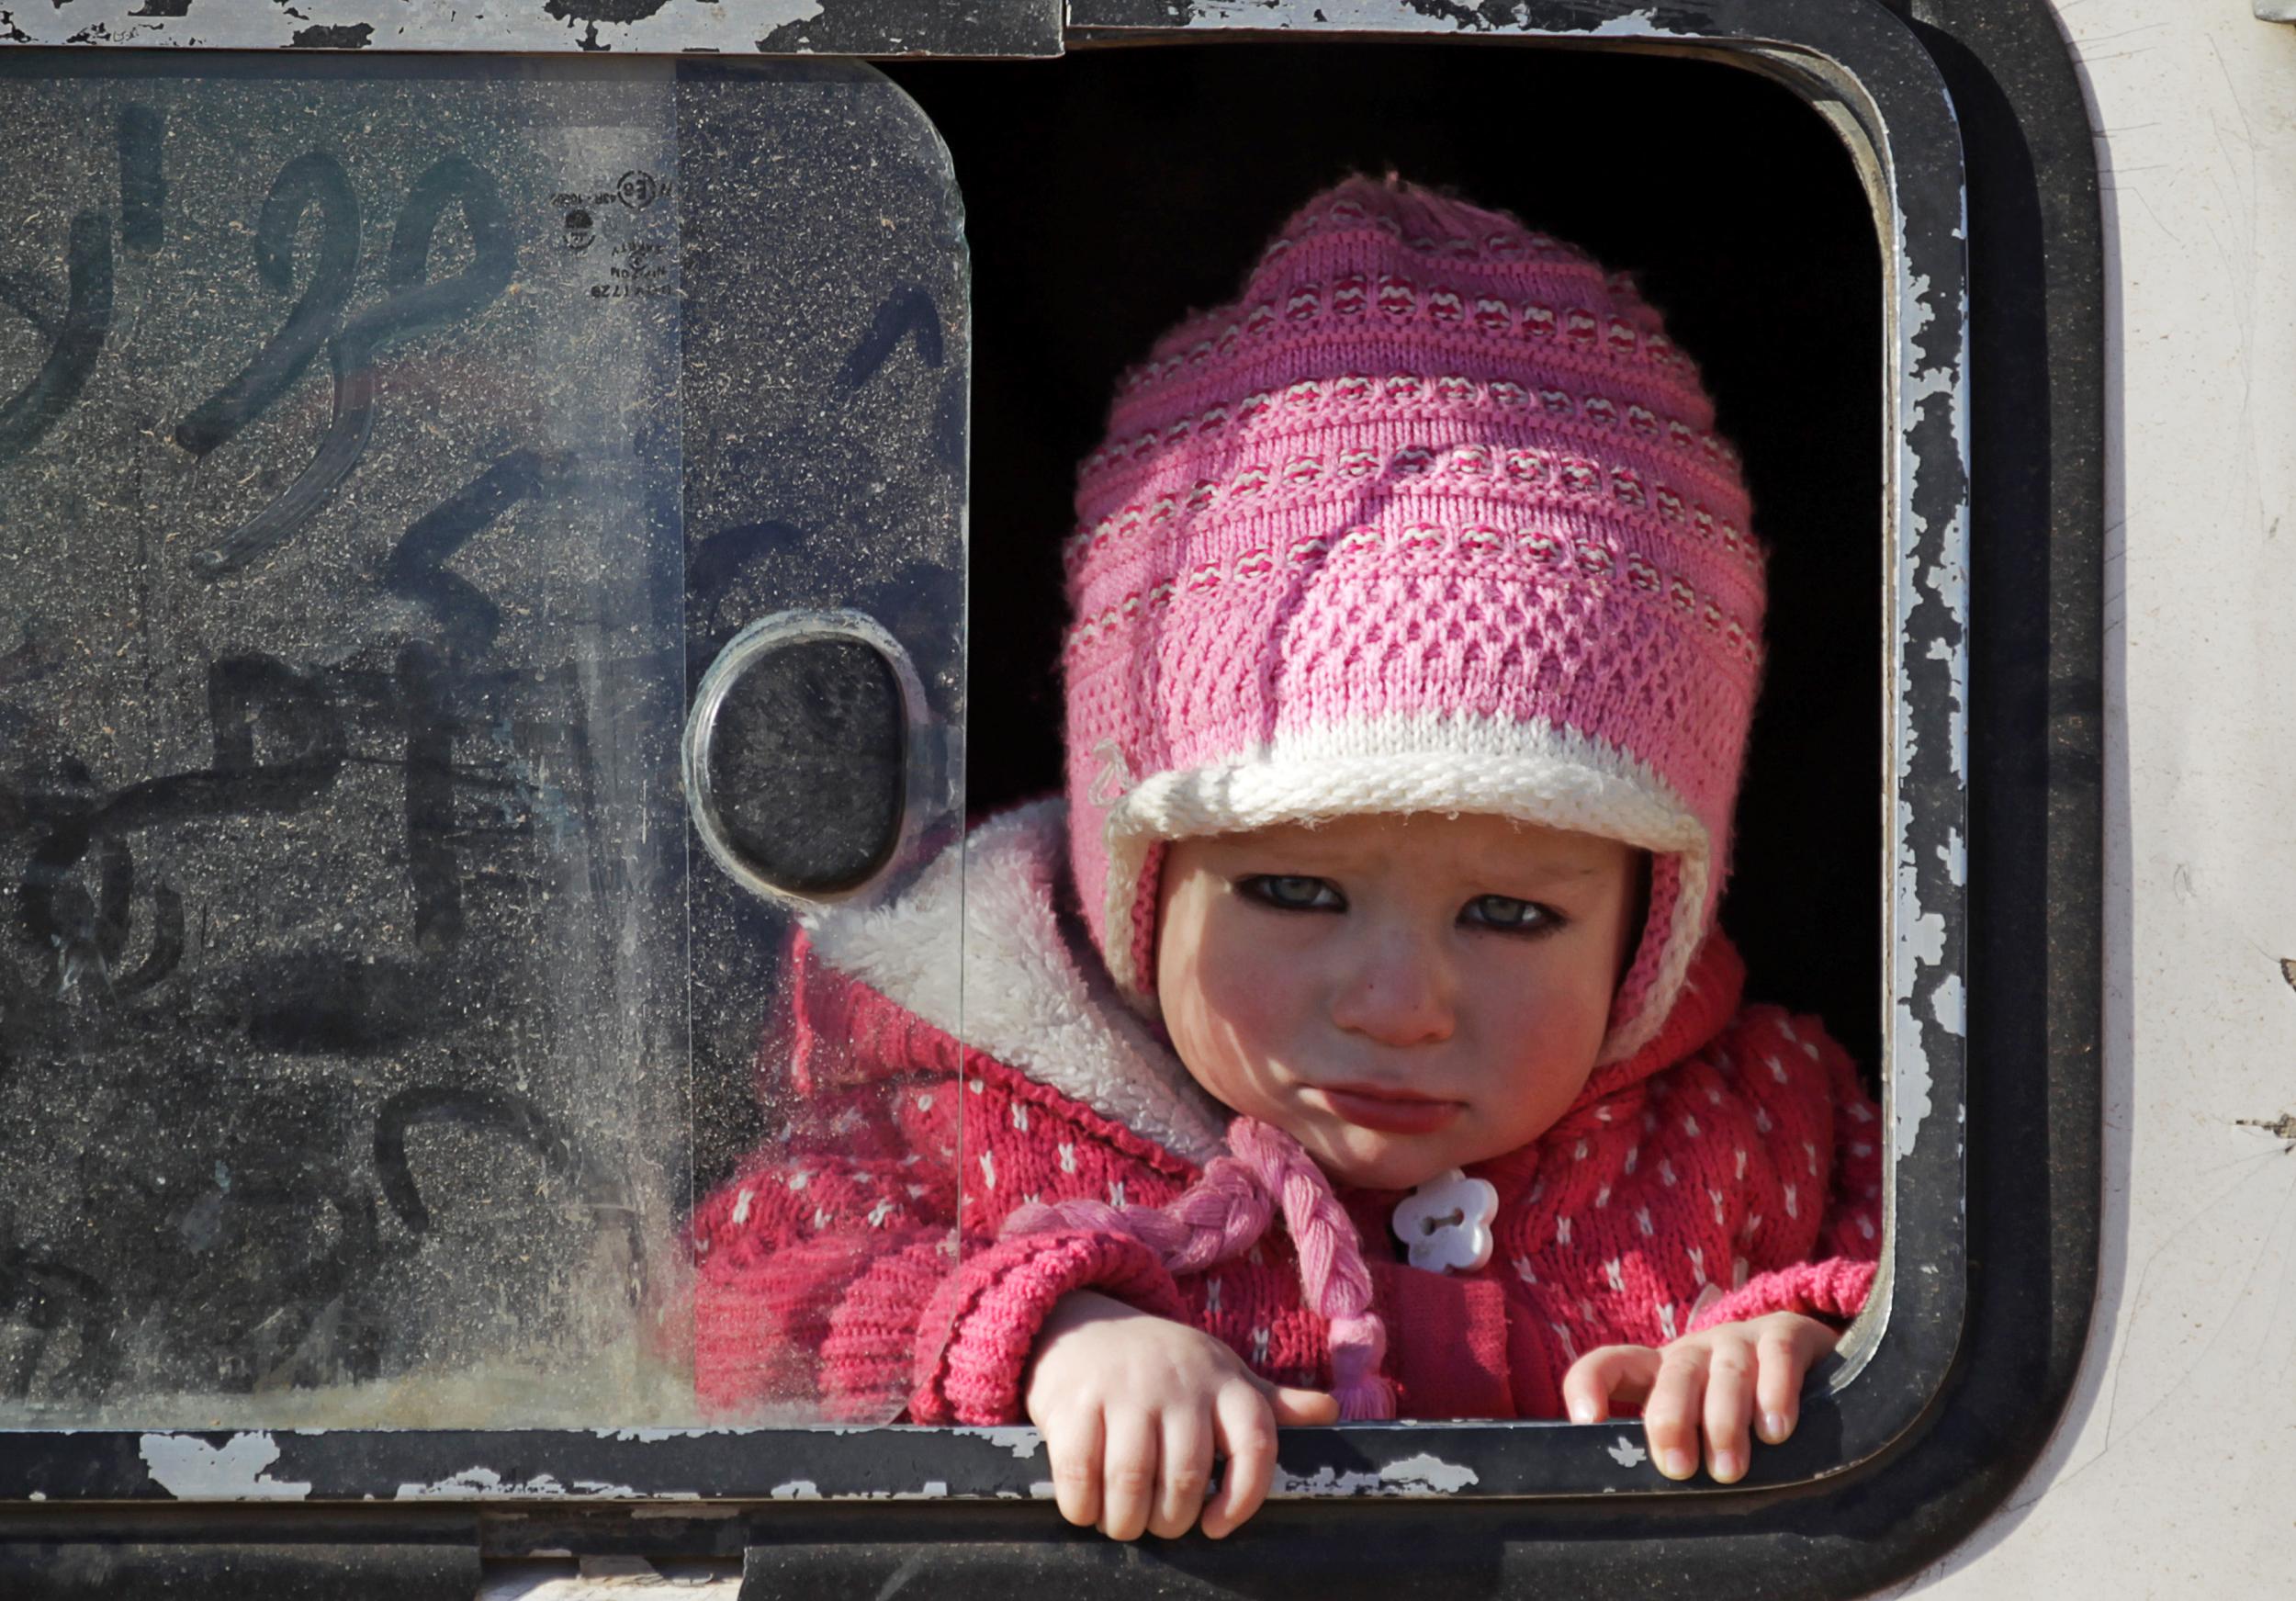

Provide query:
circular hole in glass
left=700, top=635, right=906, bottom=897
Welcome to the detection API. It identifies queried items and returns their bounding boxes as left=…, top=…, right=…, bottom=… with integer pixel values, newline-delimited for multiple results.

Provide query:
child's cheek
left=1166, top=914, right=1314, bottom=1111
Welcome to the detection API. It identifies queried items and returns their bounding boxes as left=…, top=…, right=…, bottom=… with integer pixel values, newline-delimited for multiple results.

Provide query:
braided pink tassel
left=1003, top=1117, right=1395, bottom=1421
left=1000, top=1152, right=1271, bottom=1271
left=1228, top=1122, right=1396, bottom=1421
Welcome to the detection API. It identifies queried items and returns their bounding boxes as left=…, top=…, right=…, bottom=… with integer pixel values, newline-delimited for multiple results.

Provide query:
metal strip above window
left=0, top=1, right=1064, bottom=59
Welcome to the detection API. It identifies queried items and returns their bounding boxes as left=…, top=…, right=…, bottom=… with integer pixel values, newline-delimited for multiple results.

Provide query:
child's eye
left=1462, top=895, right=1559, bottom=934
left=1242, top=875, right=1345, bottom=912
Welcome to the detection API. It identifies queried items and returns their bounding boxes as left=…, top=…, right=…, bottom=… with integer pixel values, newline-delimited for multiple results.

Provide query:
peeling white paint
left=1378, top=1451, right=1479, bottom=1493
left=1901, top=1024, right=1938, bottom=1162
left=1272, top=1451, right=1479, bottom=1495
left=1189, top=0, right=1690, bottom=37
left=1583, top=7, right=1694, bottom=37
left=475, top=1558, right=741, bottom=1597
left=1179, top=0, right=1702, bottom=39
left=140, top=1433, right=313, bottom=1501
left=1901, top=900, right=1947, bottom=968
left=1892, top=907, right=1944, bottom=1160
left=393, top=1468, right=647, bottom=1500
left=1607, top=1435, right=1650, bottom=1469
left=1885, top=150, right=1974, bottom=1187
left=1269, top=1466, right=1389, bottom=1495
left=770, top=1480, right=821, bottom=1499
left=951, top=1425, right=1043, bottom=1460
left=1930, top=973, right=1966, bottom=1037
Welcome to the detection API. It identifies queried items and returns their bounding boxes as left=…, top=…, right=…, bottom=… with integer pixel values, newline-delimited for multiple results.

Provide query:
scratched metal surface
left=0, top=0, right=1064, bottom=57
left=1895, top=1, right=2296, bottom=1592
left=0, top=54, right=969, bottom=1431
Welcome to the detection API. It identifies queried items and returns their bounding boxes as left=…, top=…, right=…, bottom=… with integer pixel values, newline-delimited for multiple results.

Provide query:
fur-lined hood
left=801, top=799, right=1232, bottom=1165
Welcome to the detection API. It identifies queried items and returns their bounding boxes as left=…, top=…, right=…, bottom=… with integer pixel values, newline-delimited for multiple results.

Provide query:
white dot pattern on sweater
left=684, top=933, right=1885, bottom=1422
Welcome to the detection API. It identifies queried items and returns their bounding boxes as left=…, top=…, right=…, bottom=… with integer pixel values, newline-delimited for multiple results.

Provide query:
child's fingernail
left=1661, top=1448, right=1695, bottom=1480
left=1713, top=1449, right=1740, bottom=1480
left=1762, top=1412, right=1791, bottom=1443
left=1569, top=1401, right=1597, bottom=1425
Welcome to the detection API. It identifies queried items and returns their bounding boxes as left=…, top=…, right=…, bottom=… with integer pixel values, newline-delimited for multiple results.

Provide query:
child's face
left=1156, top=814, right=1641, bottom=1192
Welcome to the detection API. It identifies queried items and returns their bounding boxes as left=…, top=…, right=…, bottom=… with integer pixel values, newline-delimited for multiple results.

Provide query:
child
left=687, top=175, right=1880, bottom=1540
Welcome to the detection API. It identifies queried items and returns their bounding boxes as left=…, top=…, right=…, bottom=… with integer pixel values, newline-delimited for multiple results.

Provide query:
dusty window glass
left=0, top=56, right=965, bottom=1430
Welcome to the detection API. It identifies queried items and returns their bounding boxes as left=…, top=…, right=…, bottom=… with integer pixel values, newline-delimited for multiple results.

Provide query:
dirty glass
left=0, top=55, right=966, bottom=1430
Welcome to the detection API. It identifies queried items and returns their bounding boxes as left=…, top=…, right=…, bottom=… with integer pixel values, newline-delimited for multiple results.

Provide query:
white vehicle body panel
left=1908, top=1, right=2296, bottom=1590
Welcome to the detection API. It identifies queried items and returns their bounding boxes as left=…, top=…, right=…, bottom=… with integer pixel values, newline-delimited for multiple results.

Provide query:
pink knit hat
left=1061, top=175, right=1764, bottom=1064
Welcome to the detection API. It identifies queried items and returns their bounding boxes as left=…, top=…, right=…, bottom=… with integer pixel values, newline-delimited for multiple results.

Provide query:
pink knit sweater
left=686, top=803, right=1879, bottom=1424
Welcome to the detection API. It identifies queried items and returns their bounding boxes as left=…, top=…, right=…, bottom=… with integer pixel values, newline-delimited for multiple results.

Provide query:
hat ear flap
left=1125, top=841, right=1168, bottom=1007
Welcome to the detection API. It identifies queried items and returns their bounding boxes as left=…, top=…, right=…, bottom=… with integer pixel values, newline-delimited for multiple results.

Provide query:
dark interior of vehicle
left=854, top=41, right=1884, bottom=1170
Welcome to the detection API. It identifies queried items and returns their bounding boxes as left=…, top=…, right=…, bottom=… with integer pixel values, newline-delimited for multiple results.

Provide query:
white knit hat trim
left=1098, top=711, right=1713, bottom=1066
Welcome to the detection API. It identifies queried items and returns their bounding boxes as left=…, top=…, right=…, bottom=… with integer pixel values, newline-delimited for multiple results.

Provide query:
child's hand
left=1560, top=1312, right=1840, bottom=1483
left=1023, top=1291, right=1339, bottom=1539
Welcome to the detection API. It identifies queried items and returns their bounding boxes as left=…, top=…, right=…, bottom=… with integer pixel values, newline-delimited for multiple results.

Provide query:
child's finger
left=1099, top=1409, right=1159, bottom=1541
left=1701, top=1338, right=1757, bottom=1483
left=1200, top=1385, right=1279, bottom=1540
left=1754, top=1315, right=1834, bottom=1443
left=1562, top=1345, right=1660, bottom=1424
left=1641, top=1347, right=1709, bottom=1481
left=1044, top=1407, right=1105, bottom=1530
left=1267, top=1385, right=1339, bottom=1426
left=1149, top=1407, right=1216, bottom=1539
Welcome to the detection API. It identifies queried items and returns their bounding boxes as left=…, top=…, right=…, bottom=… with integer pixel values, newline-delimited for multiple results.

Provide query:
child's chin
left=1316, top=1137, right=1457, bottom=1195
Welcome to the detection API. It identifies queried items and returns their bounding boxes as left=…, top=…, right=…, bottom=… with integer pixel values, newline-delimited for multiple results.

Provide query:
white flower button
left=1390, top=1168, right=1500, bottom=1273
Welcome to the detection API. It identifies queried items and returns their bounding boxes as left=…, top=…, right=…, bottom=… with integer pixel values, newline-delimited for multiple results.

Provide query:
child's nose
left=1328, top=930, right=1457, bottom=1046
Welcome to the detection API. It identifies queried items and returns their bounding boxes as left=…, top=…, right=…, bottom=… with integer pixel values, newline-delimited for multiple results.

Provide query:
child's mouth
left=1310, top=1084, right=1466, bottom=1136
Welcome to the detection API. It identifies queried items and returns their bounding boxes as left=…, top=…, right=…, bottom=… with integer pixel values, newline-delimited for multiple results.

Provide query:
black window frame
left=0, top=0, right=2102, bottom=1594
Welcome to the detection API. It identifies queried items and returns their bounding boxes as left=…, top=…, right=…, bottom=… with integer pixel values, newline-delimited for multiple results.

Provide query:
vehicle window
left=0, top=53, right=966, bottom=1431
left=0, top=30, right=1963, bottom=1511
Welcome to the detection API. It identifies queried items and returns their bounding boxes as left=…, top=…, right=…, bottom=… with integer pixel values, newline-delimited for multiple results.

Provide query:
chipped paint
left=140, top=1432, right=314, bottom=1500
left=0, top=0, right=826, bottom=51
left=1888, top=150, right=1973, bottom=1167
left=1930, top=973, right=1965, bottom=1037
left=0, top=0, right=1063, bottom=54
left=770, top=1480, right=822, bottom=1499
left=1583, top=6, right=1697, bottom=36
left=1272, top=1450, right=1479, bottom=1495
left=1175, top=0, right=1449, bottom=28
left=1606, top=1435, right=1649, bottom=1468
left=1119, top=0, right=1704, bottom=34
left=394, top=1467, right=650, bottom=1499
left=951, top=1425, right=1044, bottom=1459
